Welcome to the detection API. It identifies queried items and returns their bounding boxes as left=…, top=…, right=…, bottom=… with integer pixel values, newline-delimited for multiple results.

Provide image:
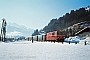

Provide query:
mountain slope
left=6, top=22, right=33, bottom=37
left=43, top=6, right=90, bottom=32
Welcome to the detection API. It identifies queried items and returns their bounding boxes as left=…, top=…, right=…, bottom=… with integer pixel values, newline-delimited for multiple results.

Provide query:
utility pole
left=1, top=18, right=7, bottom=42
left=1, top=27, right=3, bottom=41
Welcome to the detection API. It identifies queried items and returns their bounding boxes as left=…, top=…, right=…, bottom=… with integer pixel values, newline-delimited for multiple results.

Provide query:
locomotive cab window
left=54, top=31, right=57, bottom=35
left=52, top=33, right=54, bottom=35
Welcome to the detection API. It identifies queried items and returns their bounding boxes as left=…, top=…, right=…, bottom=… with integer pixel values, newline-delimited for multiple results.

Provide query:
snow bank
left=64, top=36, right=84, bottom=43
left=85, top=37, right=90, bottom=45
left=79, top=37, right=90, bottom=45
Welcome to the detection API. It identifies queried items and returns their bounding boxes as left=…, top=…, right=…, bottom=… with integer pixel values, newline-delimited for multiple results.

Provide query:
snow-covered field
left=0, top=40, right=90, bottom=60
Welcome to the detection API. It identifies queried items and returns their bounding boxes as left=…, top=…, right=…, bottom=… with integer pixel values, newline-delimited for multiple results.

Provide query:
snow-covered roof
left=75, top=26, right=90, bottom=35
left=85, top=6, right=90, bottom=11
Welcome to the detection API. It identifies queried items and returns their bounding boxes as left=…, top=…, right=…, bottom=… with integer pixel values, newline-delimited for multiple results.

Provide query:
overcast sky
left=0, top=0, right=90, bottom=29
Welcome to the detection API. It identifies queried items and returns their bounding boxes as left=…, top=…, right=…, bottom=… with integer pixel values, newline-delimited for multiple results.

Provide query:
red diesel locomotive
left=46, top=30, right=65, bottom=42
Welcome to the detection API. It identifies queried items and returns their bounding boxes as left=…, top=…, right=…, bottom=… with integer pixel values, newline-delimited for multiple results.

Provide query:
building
left=75, top=26, right=90, bottom=37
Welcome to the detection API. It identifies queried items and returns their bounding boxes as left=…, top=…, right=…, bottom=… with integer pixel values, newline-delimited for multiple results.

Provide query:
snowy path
left=0, top=41, right=90, bottom=60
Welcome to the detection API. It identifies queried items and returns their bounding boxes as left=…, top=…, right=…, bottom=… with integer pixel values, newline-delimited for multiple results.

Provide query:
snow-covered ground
left=0, top=40, right=90, bottom=60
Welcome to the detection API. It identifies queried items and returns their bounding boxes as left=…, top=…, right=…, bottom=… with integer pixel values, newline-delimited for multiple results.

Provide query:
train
left=28, top=30, right=65, bottom=42
left=46, top=30, right=65, bottom=42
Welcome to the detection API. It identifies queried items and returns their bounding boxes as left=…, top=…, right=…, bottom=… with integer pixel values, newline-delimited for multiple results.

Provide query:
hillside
left=43, top=6, right=90, bottom=32
left=6, top=22, right=33, bottom=37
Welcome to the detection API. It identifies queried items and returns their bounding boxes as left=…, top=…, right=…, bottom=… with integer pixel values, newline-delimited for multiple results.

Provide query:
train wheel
left=54, top=41, right=55, bottom=43
left=62, top=41, right=63, bottom=44
left=51, top=41, right=52, bottom=43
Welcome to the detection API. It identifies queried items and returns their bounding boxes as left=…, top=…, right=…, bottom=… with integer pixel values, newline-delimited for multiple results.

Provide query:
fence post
left=85, top=41, right=87, bottom=45
left=37, top=35, right=38, bottom=41
left=0, top=35, right=1, bottom=42
left=42, top=35, right=43, bottom=41
left=75, top=42, right=77, bottom=45
left=28, top=37, right=29, bottom=41
left=69, top=41, right=70, bottom=44
left=45, top=35, right=46, bottom=41
left=32, top=36, right=33, bottom=43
